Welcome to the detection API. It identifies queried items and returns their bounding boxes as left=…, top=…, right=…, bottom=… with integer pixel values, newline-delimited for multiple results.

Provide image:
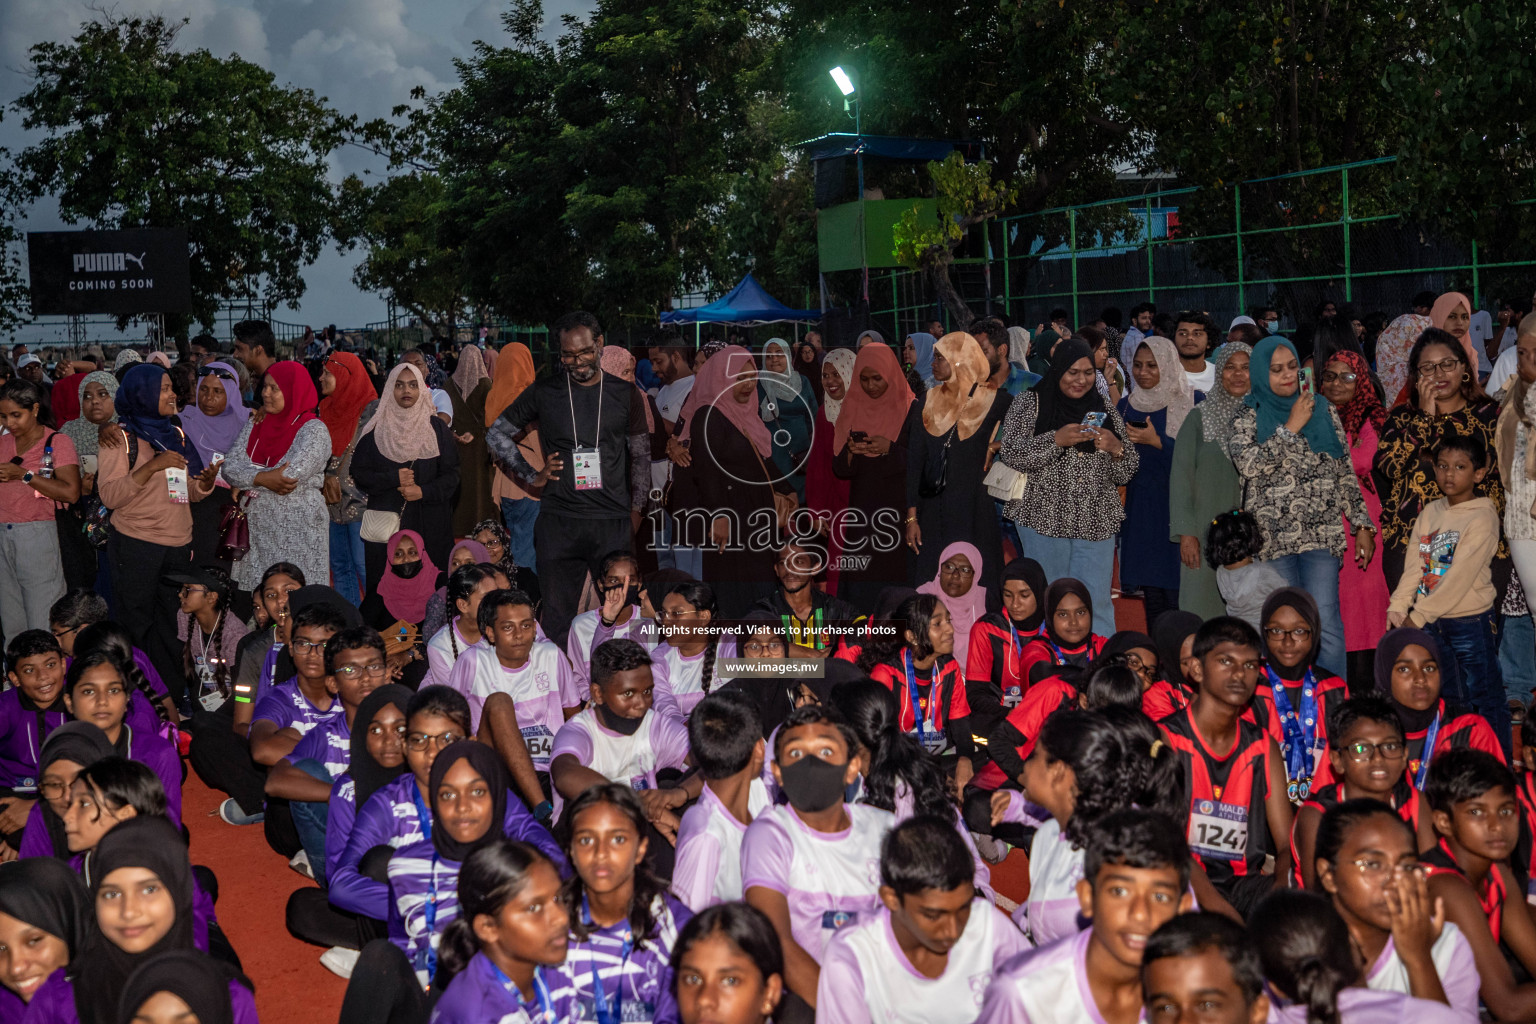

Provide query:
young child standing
left=1205, top=509, right=1288, bottom=631
left=673, top=690, right=771, bottom=911
left=1387, top=435, right=1508, bottom=754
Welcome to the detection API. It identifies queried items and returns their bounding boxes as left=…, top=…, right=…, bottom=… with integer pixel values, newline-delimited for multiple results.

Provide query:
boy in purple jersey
left=1139, top=913, right=1269, bottom=1024
left=817, top=817, right=1027, bottom=1024
left=977, top=809, right=1191, bottom=1024
left=0, top=630, right=68, bottom=849
left=61, top=649, right=182, bottom=825
left=248, top=601, right=349, bottom=768
left=265, top=626, right=388, bottom=885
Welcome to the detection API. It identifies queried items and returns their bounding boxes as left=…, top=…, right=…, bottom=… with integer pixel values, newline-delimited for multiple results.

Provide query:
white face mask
left=1265, top=320, right=1281, bottom=334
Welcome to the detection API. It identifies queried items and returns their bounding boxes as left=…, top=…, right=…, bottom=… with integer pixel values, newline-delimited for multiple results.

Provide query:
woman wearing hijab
left=58, top=370, right=121, bottom=592
left=903, top=332, right=938, bottom=392
left=677, top=346, right=799, bottom=619
left=1229, top=335, right=1372, bottom=677
left=17, top=721, right=116, bottom=862
left=805, top=347, right=855, bottom=594
left=758, top=338, right=818, bottom=502
left=317, top=352, right=380, bottom=607
left=1374, top=327, right=1505, bottom=593
left=965, top=556, right=1048, bottom=712
left=1169, top=341, right=1252, bottom=619
left=1117, top=335, right=1197, bottom=628
left=1316, top=348, right=1392, bottom=687
left=26, top=816, right=256, bottom=1024
left=1375, top=313, right=1433, bottom=406
left=351, top=362, right=461, bottom=592
left=111, top=349, right=142, bottom=378
left=998, top=337, right=1137, bottom=638
left=220, top=360, right=331, bottom=595
left=917, top=541, right=986, bottom=678
left=1374, top=628, right=1502, bottom=784
left=831, top=342, right=914, bottom=608
left=98, top=364, right=217, bottom=698
left=116, top=950, right=252, bottom=1024
left=0, top=857, right=91, bottom=1014
left=1251, top=587, right=1348, bottom=800
left=177, top=362, right=250, bottom=573
left=906, top=332, right=1011, bottom=603
left=484, top=343, right=542, bottom=573
left=446, top=345, right=496, bottom=537
left=421, top=538, right=491, bottom=640
left=360, top=529, right=441, bottom=632
left=1143, top=609, right=1201, bottom=721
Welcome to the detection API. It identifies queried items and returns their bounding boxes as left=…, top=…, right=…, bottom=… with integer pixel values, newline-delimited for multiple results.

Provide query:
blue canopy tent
left=660, top=275, right=820, bottom=343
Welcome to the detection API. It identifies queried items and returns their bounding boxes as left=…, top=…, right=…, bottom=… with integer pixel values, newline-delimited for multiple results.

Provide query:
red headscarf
left=245, top=360, right=320, bottom=465
left=318, top=352, right=378, bottom=456
left=833, top=342, right=914, bottom=454
left=375, top=529, right=441, bottom=624
left=1326, top=349, right=1385, bottom=443
left=679, top=346, right=772, bottom=457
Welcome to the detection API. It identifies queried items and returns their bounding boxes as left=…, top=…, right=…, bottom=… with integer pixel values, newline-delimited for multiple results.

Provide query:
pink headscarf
left=358, top=363, right=440, bottom=463
left=147, top=352, right=171, bottom=369
left=917, top=541, right=987, bottom=674
left=376, top=529, right=441, bottom=624
left=679, top=345, right=771, bottom=457
left=601, top=345, right=654, bottom=432
left=1430, top=291, right=1482, bottom=372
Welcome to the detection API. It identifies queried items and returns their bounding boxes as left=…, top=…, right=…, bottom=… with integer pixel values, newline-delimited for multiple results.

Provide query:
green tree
left=892, top=153, right=1017, bottom=324
left=6, top=13, right=351, bottom=334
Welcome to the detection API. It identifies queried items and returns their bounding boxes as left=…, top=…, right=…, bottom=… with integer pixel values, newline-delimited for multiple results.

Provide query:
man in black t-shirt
left=487, top=311, right=649, bottom=645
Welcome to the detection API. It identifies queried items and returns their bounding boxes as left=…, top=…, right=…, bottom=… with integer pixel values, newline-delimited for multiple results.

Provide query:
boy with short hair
left=1157, top=616, right=1293, bottom=920
left=1139, top=912, right=1269, bottom=1024
left=0, top=630, right=67, bottom=848
left=1388, top=435, right=1506, bottom=751
left=673, top=690, right=771, bottom=911
left=818, top=816, right=1027, bottom=1023
left=977, top=808, right=1193, bottom=1023
left=1423, top=747, right=1536, bottom=1022
left=248, top=601, right=348, bottom=768
left=742, top=703, right=895, bottom=1017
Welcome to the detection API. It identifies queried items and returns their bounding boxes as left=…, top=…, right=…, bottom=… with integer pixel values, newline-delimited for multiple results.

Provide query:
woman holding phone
left=998, top=337, right=1137, bottom=638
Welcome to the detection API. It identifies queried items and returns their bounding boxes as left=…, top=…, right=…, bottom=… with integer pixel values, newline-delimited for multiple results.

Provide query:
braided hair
left=73, top=622, right=167, bottom=724
left=666, top=581, right=720, bottom=695
left=444, top=563, right=497, bottom=658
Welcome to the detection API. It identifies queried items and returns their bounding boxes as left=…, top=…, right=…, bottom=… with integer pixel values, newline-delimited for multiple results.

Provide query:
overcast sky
left=2, top=0, right=592, bottom=340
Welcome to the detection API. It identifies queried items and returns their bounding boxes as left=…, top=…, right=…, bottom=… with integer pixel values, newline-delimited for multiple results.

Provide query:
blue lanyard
left=1266, top=668, right=1321, bottom=785
left=1414, top=708, right=1444, bottom=790
left=1004, top=619, right=1025, bottom=664
left=582, top=896, right=633, bottom=1024
left=488, top=959, right=556, bottom=1023
left=410, top=782, right=433, bottom=841
left=903, top=650, right=939, bottom=743
left=422, top=853, right=441, bottom=981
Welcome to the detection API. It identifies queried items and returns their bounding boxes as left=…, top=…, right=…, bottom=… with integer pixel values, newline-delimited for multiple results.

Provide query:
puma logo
left=123, top=252, right=147, bottom=269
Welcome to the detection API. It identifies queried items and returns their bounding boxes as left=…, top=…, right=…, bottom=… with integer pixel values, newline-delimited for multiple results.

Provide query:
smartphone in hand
left=1081, top=411, right=1107, bottom=429
left=1300, top=367, right=1314, bottom=396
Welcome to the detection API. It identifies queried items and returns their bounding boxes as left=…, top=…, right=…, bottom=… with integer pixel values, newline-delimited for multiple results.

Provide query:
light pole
left=830, top=66, right=868, bottom=301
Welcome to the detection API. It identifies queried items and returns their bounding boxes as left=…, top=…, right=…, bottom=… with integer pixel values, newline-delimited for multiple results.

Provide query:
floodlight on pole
left=829, top=66, right=856, bottom=97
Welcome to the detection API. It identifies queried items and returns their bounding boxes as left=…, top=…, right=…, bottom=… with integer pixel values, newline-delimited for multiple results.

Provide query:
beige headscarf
left=921, top=332, right=994, bottom=440
left=1125, top=336, right=1197, bottom=438
left=358, top=362, right=441, bottom=463
left=450, top=346, right=490, bottom=398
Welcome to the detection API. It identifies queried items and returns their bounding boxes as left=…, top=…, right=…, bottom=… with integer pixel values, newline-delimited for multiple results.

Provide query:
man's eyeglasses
left=290, top=639, right=328, bottom=654
left=52, top=624, right=79, bottom=642
left=334, top=663, right=387, bottom=681
left=406, top=730, right=464, bottom=751
left=559, top=346, right=598, bottom=363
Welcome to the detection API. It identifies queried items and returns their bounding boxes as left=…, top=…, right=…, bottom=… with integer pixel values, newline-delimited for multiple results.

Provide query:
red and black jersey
left=976, top=676, right=1079, bottom=789
left=966, top=613, right=1042, bottom=709
left=1511, top=771, right=1536, bottom=900
left=1160, top=705, right=1276, bottom=885
left=1404, top=699, right=1503, bottom=783
left=869, top=651, right=971, bottom=755
left=1251, top=670, right=1348, bottom=790
left=1019, top=634, right=1106, bottom=690
left=1142, top=679, right=1191, bottom=722
left=1424, top=838, right=1508, bottom=943
left=1288, top=776, right=1420, bottom=888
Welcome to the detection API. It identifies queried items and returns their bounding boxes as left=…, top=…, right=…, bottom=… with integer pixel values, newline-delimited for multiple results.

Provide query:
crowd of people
left=0, top=291, right=1534, bottom=1023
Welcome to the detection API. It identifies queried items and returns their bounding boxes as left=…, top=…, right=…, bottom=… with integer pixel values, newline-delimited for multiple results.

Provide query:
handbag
left=216, top=491, right=252, bottom=561
left=360, top=508, right=402, bottom=543
left=918, top=383, right=977, bottom=498
left=984, top=460, right=1028, bottom=501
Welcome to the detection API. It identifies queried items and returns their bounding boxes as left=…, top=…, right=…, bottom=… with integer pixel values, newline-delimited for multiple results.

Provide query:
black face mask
left=393, top=560, right=424, bottom=579
left=597, top=703, right=645, bottom=736
left=779, top=755, right=849, bottom=814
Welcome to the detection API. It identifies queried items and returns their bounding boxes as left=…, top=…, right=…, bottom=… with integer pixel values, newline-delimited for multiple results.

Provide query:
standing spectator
left=1373, top=328, right=1504, bottom=593
left=832, top=342, right=914, bottom=608
left=1118, top=336, right=1196, bottom=628
left=1429, top=292, right=1486, bottom=385
left=805, top=348, right=854, bottom=593
left=906, top=333, right=1011, bottom=602
left=59, top=370, right=119, bottom=593
left=447, top=345, right=495, bottom=536
left=1229, top=336, right=1373, bottom=676
left=999, top=338, right=1136, bottom=638
left=1169, top=341, right=1251, bottom=619
left=317, top=352, right=378, bottom=606
left=1374, top=313, right=1433, bottom=407
left=759, top=338, right=818, bottom=502
left=970, top=317, right=1035, bottom=396
left=231, top=320, right=277, bottom=384
left=178, top=362, right=249, bottom=571
left=352, top=362, right=461, bottom=593
left=486, top=311, right=648, bottom=646
left=399, top=348, right=454, bottom=422
left=1319, top=349, right=1392, bottom=689
left=1082, top=326, right=1123, bottom=403
left=1119, top=302, right=1155, bottom=366
left=98, top=364, right=216, bottom=697
left=1173, top=311, right=1218, bottom=392
left=904, top=332, right=938, bottom=391
left=484, top=342, right=541, bottom=573
left=0, top=380, right=80, bottom=646
left=648, top=335, right=697, bottom=574
left=1496, top=315, right=1536, bottom=701
left=221, top=361, right=331, bottom=596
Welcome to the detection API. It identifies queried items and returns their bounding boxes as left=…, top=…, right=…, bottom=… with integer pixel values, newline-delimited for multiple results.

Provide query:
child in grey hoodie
left=1206, top=509, right=1289, bottom=631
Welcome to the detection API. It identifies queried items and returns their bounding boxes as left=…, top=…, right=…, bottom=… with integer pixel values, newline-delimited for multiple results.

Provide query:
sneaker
left=217, top=798, right=264, bottom=826
left=973, top=833, right=1011, bottom=865
left=320, top=946, right=360, bottom=979
left=289, top=849, right=314, bottom=879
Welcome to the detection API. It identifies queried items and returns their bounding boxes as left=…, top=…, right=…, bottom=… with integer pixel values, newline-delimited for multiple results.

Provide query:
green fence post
left=1003, top=220, right=1011, bottom=319
left=1145, top=198, right=1155, bottom=301
left=1235, top=184, right=1244, bottom=313
left=1342, top=166, right=1352, bottom=303
left=1070, top=208, right=1080, bottom=326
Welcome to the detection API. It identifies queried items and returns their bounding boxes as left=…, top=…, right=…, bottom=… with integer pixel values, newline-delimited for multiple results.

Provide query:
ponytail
left=1249, top=890, right=1353, bottom=1024
left=829, top=680, right=959, bottom=826
left=436, top=916, right=480, bottom=986
left=1292, top=955, right=1344, bottom=1024
left=436, top=838, right=555, bottom=990
left=1100, top=704, right=1187, bottom=828
left=701, top=633, right=718, bottom=695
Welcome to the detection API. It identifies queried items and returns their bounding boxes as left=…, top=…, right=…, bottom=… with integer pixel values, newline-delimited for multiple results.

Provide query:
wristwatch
left=20, top=470, right=34, bottom=484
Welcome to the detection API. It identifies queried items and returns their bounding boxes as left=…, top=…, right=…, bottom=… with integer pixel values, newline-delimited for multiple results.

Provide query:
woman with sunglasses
left=178, top=362, right=250, bottom=572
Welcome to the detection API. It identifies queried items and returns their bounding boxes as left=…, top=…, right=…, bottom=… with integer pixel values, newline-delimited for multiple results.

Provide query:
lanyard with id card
left=568, top=373, right=605, bottom=490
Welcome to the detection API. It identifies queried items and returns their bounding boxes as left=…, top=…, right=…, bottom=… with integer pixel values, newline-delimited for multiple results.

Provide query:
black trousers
left=190, top=488, right=234, bottom=574
left=109, top=531, right=192, bottom=700
left=286, top=887, right=386, bottom=950
left=338, top=940, right=430, bottom=1024
left=961, top=784, right=1034, bottom=847
left=187, top=709, right=266, bottom=815
left=534, top=514, right=632, bottom=647
left=56, top=511, right=97, bottom=592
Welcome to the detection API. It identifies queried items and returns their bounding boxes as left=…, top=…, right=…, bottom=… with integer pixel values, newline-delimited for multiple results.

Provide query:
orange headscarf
left=485, top=343, right=537, bottom=424
left=920, top=332, right=994, bottom=440
left=833, top=342, right=913, bottom=453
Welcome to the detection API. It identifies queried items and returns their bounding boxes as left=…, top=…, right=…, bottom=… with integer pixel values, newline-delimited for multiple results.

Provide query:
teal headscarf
left=1245, top=335, right=1345, bottom=458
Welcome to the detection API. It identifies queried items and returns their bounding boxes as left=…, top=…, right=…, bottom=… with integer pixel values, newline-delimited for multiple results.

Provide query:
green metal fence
left=866, top=157, right=1536, bottom=335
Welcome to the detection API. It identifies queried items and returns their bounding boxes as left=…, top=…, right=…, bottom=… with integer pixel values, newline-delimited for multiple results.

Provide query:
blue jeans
left=1426, top=611, right=1511, bottom=759
left=500, top=497, right=539, bottom=574
left=1500, top=612, right=1535, bottom=706
left=1267, top=550, right=1344, bottom=678
left=289, top=758, right=335, bottom=886
left=1015, top=525, right=1116, bottom=638
left=329, top=521, right=365, bottom=607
